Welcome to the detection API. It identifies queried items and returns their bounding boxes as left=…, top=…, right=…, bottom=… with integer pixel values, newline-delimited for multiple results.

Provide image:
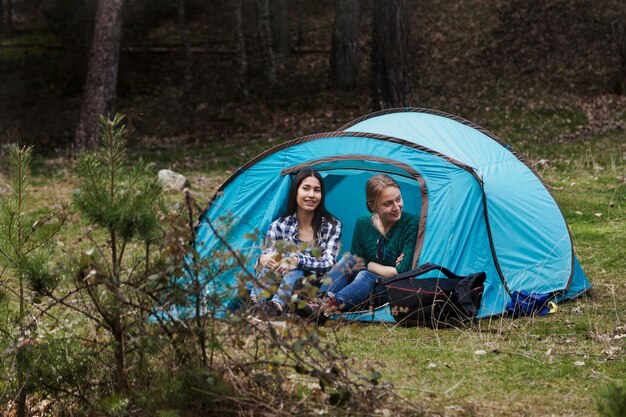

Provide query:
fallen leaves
left=603, top=345, right=622, bottom=360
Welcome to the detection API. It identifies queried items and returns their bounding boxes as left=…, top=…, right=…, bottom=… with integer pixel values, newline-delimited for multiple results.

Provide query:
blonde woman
left=320, top=174, right=418, bottom=314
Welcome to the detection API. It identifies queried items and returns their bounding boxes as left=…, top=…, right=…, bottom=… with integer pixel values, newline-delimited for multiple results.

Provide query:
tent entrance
left=282, top=155, right=427, bottom=265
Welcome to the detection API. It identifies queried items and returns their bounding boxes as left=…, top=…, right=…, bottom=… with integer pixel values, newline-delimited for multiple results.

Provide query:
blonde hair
left=365, top=174, right=400, bottom=213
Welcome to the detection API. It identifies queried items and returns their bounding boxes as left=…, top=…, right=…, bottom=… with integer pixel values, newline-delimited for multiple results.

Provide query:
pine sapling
left=72, top=114, right=164, bottom=394
left=0, top=143, right=65, bottom=417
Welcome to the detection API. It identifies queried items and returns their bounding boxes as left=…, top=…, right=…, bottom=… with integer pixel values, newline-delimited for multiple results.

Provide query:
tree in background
left=270, top=0, right=290, bottom=63
left=611, top=7, right=626, bottom=94
left=257, top=0, right=277, bottom=85
left=5, top=0, right=13, bottom=34
left=371, top=0, right=413, bottom=109
left=0, top=0, right=15, bottom=35
left=177, top=0, right=193, bottom=88
left=329, top=0, right=362, bottom=89
left=74, top=0, right=124, bottom=152
left=232, top=0, right=249, bottom=96
left=0, top=0, right=4, bottom=34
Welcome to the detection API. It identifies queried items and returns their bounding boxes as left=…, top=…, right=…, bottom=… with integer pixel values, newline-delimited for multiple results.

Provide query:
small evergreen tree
left=598, top=381, right=626, bottom=417
left=71, top=114, right=164, bottom=394
left=0, top=144, right=65, bottom=417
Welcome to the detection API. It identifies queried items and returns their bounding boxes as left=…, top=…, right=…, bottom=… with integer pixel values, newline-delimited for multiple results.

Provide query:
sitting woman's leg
left=249, top=267, right=284, bottom=302
left=319, top=254, right=363, bottom=295
left=249, top=267, right=272, bottom=302
left=333, top=270, right=380, bottom=311
left=271, top=269, right=305, bottom=309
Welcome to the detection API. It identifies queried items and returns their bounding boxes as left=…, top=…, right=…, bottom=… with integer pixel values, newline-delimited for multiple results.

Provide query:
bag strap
left=377, top=262, right=465, bottom=286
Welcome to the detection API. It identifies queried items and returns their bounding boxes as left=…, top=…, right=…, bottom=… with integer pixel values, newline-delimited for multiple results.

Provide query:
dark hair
left=284, top=169, right=337, bottom=238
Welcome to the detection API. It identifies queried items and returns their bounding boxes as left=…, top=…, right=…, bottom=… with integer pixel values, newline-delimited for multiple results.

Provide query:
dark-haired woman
left=249, top=169, right=342, bottom=318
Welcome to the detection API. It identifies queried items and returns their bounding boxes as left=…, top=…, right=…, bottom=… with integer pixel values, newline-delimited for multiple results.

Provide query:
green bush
left=598, top=381, right=626, bottom=417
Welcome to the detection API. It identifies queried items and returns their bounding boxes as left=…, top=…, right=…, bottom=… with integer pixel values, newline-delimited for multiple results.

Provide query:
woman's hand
left=395, top=253, right=404, bottom=266
left=259, top=253, right=277, bottom=269
left=273, top=255, right=298, bottom=275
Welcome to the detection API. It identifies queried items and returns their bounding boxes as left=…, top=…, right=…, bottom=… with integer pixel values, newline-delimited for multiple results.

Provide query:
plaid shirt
left=262, top=214, right=342, bottom=276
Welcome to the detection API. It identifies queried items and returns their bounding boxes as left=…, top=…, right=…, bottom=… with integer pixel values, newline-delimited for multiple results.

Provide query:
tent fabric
left=190, top=108, right=591, bottom=321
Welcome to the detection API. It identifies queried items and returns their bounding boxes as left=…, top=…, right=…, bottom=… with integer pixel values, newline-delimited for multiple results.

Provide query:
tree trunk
left=371, top=0, right=413, bottom=110
left=112, top=317, right=129, bottom=392
left=612, top=10, right=626, bottom=95
left=110, top=225, right=128, bottom=392
left=16, top=342, right=28, bottom=417
left=195, top=283, right=208, bottom=367
left=6, top=0, right=13, bottom=34
left=295, top=0, right=304, bottom=48
left=16, top=386, right=27, bottom=417
left=177, top=0, right=192, bottom=88
left=74, top=0, right=124, bottom=152
left=16, top=278, right=26, bottom=417
left=329, top=0, right=362, bottom=89
left=232, top=0, right=249, bottom=96
left=1, top=0, right=5, bottom=35
left=270, top=0, right=290, bottom=62
left=256, top=0, right=276, bottom=85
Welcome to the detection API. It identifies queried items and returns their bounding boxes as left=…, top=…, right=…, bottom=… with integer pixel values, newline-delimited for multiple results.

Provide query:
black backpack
left=376, top=263, right=486, bottom=328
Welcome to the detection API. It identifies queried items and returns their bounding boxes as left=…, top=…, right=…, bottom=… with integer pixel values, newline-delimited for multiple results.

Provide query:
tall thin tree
left=74, top=0, right=124, bottom=152
left=612, top=9, right=626, bottom=95
left=257, top=0, right=277, bottom=85
left=270, top=0, right=290, bottom=62
left=329, top=0, right=362, bottom=89
left=371, top=0, right=413, bottom=109
left=232, top=0, right=249, bottom=96
left=6, top=0, right=13, bottom=33
left=177, top=0, right=193, bottom=88
left=0, top=0, right=5, bottom=34
left=295, top=0, right=305, bottom=48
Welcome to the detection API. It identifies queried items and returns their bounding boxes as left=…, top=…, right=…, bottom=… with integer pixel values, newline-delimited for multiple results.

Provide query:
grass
left=330, top=299, right=626, bottom=415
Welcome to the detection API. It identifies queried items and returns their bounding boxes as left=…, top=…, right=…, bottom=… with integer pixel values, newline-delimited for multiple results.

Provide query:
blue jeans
left=322, top=254, right=363, bottom=295
left=333, top=270, right=381, bottom=310
left=322, top=254, right=381, bottom=310
left=249, top=268, right=305, bottom=308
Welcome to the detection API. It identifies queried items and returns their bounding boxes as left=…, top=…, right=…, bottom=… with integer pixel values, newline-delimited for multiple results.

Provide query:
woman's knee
left=329, top=254, right=364, bottom=277
left=353, top=270, right=378, bottom=285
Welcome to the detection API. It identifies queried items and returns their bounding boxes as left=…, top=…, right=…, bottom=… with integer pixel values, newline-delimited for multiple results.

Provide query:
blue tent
left=191, top=108, right=591, bottom=320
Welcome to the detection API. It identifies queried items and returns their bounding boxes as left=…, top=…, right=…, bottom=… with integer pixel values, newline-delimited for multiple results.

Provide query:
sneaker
left=295, top=296, right=340, bottom=325
left=244, top=298, right=262, bottom=316
left=320, top=295, right=340, bottom=318
left=258, top=300, right=283, bottom=319
left=295, top=300, right=322, bottom=320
